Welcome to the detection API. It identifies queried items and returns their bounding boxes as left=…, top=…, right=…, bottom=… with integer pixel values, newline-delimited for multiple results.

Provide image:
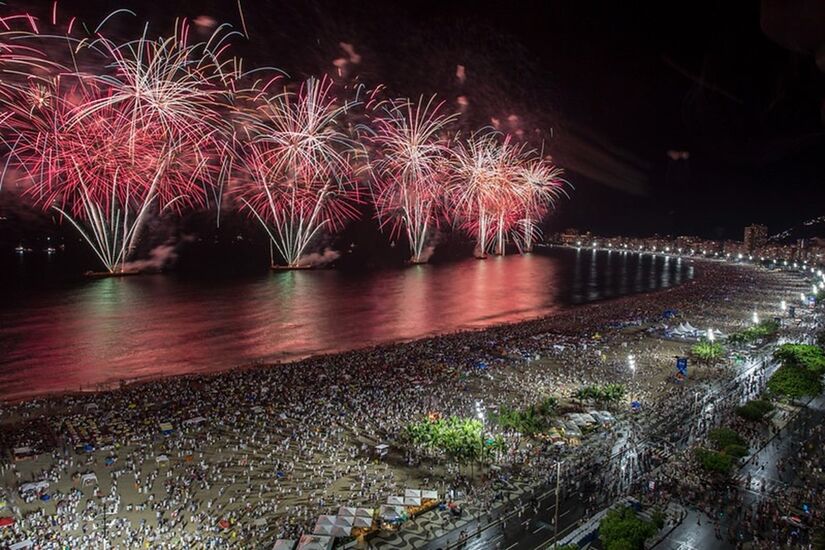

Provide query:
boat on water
left=84, top=270, right=141, bottom=279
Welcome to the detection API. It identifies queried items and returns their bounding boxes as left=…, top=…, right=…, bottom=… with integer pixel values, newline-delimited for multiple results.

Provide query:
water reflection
left=567, top=250, right=689, bottom=304
left=0, top=249, right=691, bottom=400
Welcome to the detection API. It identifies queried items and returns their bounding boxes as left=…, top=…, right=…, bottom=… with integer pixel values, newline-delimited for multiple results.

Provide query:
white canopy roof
left=337, top=506, right=357, bottom=517
left=19, top=481, right=48, bottom=494
left=81, top=473, right=98, bottom=485
left=272, top=540, right=296, bottom=550
left=311, top=524, right=333, bottom=536
left=334, top=516, right=354, bottom=528
left=353, top=516, right=373, bottom=528
left=387, top=496, right=404, bottom=506
left=296, top=534, right=333, bottom=550
left=379, top=505, right=405, bottom=520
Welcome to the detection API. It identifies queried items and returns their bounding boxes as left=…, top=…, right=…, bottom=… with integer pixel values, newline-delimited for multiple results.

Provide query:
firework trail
left=0, top=7, right=569, bottom=270
left=235, top=76, right=363, bottom=268
left=0, top=15, right=233, bottom=273
left=448, top=131, right=526, bottom=257
left=369, top=96, right=457, bottom=263
left=512, top=155, right=568, bottom=253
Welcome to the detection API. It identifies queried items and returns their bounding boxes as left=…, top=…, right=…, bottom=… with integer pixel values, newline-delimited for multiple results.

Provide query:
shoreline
left=0, top=256, right=809, bottom=548
left=1, top=255, right=700, bottom=405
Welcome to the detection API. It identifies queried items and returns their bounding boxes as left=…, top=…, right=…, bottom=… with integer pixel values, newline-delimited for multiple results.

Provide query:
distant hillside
left=770, top=216, right=825, bottom=243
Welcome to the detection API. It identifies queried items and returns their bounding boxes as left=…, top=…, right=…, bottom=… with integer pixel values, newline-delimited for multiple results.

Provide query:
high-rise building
left=743, top=224, right=768, bottom=252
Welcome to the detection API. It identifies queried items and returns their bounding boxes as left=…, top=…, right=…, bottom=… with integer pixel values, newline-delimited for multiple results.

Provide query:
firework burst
left=235, top=76, right=364, bottom=267
left=369, top=96, right=457, bottom=263
left=448, top=132, right=526, bottom=257
left=511, top=156, right=568, bottom=253
left=0, top=15, right=234, bottom=273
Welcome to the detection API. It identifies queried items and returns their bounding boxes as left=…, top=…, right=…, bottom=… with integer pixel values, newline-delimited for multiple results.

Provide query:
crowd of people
left=0, top=259, right=814, bottom=548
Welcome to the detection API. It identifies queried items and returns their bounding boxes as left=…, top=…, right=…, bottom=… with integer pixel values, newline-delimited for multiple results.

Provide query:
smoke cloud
left=122, top=235, right=194, bottom=272
left=298, top=247, right=340, bottom=267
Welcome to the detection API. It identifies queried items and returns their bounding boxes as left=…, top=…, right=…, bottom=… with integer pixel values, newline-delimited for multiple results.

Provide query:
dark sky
left=4, top=0, right=825, bottom=242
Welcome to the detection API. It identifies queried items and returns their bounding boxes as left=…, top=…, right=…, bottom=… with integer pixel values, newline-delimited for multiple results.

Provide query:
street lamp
left=707, top=328, right=715, bottom=342
left=752, top=311, right=759, bottom=324
left=552, top=460, right=564, bottom=550
left=473, top=400, right=485, bottom=483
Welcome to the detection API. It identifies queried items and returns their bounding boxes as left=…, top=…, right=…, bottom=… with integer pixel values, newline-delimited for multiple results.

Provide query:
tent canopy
left=297, top=534, right=333, bottom=550
left=19, top=481, right=48, bottom=494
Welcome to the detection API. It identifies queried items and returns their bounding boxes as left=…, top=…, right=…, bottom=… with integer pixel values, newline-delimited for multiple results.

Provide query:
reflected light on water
left=0, top=250, right=691, bottom=400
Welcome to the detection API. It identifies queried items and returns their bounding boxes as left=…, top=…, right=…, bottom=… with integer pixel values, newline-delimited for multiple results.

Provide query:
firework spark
left=448, top=132, right=526, bottom=257
left=369, top=96, right=457, bottom=263
left=235, top=76, right=363, bottom=267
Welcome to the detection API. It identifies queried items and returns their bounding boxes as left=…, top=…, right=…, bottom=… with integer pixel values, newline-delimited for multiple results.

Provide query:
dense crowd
left=0, top=259, right=812, bottom=548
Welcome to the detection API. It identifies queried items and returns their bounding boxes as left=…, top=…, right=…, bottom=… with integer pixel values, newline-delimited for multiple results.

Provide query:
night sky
left=1, top=0, right=824, bottom=252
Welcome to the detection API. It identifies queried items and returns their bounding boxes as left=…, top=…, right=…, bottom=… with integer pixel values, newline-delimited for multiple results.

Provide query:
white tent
left=353, top=516, right=373, bottom=528
left=19, top=481, right=48, bottom=494
left=272, top=540, right=296, bottom=550
left=337, top=506, right=356, bottom=518
left=334, top=515, right=354, bottom=529
left=339, top=506, right=373, bottom=528
left=312, top=515, right=336, bottom=536
left=315, top=515, right=335, bottom=526
left=296, top=534, right=333, bottom=550
left=81, top=473, right=98, bottom=487
left=379, top=505, right=405, bottom=521
left=312, top=524, right=333, bottom=536
left=404, top=489, right=422, bottom=505
left=421, top=490, right=438, bottom=500
left=386, top=496, right=404, bottom=506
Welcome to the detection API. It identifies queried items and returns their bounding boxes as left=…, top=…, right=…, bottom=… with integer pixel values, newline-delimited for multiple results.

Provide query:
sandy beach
left=0, top=257, right=812, bottom=548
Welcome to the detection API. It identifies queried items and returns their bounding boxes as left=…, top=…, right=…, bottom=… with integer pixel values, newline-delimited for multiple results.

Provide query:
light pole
left=474, top=400, right=485, bottom=482
left=628, top=354, right=636, bottom=383
left=708, top=328, right=715, bottom=343
left=553, top=460, right=563, bottom=549
left=474, top=401, right=485, bottom=525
